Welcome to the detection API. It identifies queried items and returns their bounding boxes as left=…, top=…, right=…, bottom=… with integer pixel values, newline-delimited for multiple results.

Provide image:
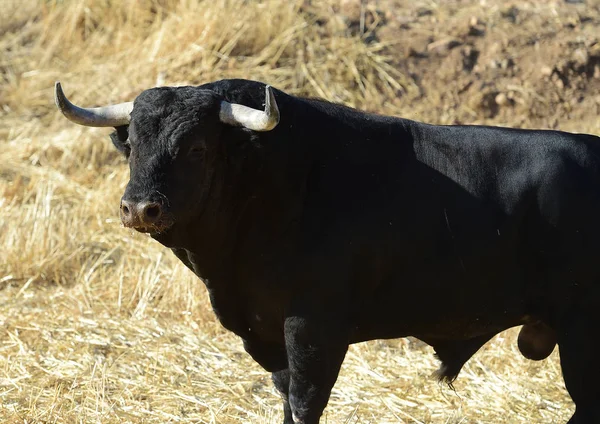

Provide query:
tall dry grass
left=0, top=0, right=585, bottom=422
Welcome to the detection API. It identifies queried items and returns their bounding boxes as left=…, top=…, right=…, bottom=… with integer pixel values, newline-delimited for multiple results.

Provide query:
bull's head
left=54, top=81, right=279, bottom=242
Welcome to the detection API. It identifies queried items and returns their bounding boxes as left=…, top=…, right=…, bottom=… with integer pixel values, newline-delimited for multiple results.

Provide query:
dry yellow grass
left=2, top=0, right=597, bottom=422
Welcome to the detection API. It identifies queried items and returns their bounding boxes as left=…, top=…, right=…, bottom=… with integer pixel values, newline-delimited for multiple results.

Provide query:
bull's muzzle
left=120, top=199, right=169, bottom=233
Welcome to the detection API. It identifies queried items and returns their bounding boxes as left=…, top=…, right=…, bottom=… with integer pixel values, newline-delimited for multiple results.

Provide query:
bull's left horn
left=219, top=85, right=279, bottom=131
left=54, top=81, right=134, bottom=127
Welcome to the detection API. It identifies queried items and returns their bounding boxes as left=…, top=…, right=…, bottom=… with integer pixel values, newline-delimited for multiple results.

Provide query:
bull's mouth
left=124, top=215, right=175, bottom=236
left=133, top=224, right=172, bottom=235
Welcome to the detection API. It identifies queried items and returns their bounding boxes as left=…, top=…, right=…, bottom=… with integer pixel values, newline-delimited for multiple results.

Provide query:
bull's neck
left=176, top=139, right=309, bottom=284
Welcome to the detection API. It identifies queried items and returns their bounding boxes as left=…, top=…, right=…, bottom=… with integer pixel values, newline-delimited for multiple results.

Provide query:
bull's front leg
left=242, top=338, right=294, bottom=423
left=272, top=369, right=294, bottom=424
left=284, top=313, right=349, bottom=424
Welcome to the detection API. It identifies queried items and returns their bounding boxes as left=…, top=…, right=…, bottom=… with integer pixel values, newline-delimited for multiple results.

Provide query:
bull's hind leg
left=558, top=310, right=600, bottom=423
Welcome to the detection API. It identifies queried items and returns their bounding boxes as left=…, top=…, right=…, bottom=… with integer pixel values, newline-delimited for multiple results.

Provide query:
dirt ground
left=351, top=0, right=600, bottom=132
left=1, top=0, right=599, bottom=422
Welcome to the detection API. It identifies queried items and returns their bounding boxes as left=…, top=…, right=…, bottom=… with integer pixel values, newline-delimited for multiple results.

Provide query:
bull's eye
left=187, top=146, right=204, bottom=159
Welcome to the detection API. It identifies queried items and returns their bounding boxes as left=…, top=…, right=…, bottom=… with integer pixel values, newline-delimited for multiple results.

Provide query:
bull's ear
left=109, top=125, right=131, bottom=158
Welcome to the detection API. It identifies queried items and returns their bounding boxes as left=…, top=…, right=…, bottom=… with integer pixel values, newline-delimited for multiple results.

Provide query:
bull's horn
left=219, top=85, right=279, bottom=131
left=54, top=81, right=134, bottom=127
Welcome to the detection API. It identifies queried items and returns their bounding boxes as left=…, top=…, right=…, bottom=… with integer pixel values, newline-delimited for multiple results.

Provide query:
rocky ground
left=315, top=0, right=600, bottom=132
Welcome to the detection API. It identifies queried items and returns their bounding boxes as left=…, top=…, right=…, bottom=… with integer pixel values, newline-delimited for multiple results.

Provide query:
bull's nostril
left=145, top=205, right=161, bottom=219
left=121, top=204, right=130, bottom=215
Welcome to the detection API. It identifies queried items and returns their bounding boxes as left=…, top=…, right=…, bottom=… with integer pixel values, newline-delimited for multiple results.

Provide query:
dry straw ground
left=1, top=0, right=599, bottom=422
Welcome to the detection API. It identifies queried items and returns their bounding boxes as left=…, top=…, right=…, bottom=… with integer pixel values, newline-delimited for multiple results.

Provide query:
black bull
left=55, top=78, right=600, bottom=423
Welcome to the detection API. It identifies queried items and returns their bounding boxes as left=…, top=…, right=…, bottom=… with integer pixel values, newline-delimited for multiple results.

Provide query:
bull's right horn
left=219, top=85, right=280, bottom=132
left=54, top=81, right=134, bottom=127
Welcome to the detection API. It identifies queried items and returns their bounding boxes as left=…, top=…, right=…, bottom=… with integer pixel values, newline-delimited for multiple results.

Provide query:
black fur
left=99, top=78, right=600, bottom=423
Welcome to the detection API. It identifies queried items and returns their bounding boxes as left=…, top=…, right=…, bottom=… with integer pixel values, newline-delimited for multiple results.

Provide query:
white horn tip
left=54, top=81, right=65, bottom=110
left=264, top=85, right=280, bottom=130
